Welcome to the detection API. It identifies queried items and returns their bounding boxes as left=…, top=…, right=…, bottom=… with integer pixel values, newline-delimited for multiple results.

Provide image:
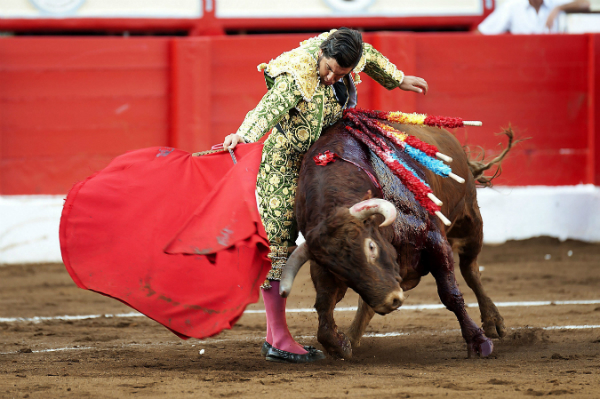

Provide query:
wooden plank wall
left=1, top=33, right=598, bottom=194
left=0, top=38, right=171, bottom=194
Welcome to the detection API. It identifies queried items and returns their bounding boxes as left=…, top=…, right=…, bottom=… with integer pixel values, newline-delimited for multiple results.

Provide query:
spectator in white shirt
left=476, top=0, right=590, bottom=34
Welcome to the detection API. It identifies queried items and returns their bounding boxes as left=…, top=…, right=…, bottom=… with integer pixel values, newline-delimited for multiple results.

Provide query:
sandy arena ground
left=1, top=237, right=599, bottom=398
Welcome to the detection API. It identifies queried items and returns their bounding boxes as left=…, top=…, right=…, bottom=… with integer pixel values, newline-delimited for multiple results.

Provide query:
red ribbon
left=313, top=150, right=339, bottom=166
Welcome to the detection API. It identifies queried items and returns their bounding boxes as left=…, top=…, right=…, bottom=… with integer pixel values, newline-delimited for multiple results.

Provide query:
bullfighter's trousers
left=256, top=130, right=304, bottom=289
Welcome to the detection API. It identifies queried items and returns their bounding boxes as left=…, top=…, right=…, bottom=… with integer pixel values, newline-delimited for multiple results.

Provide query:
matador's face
left=317, top=50, right=353, bottom=86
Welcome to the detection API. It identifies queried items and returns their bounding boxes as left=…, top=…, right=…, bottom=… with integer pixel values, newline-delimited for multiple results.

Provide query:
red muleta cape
left=59, top=143, right=271, bottom=339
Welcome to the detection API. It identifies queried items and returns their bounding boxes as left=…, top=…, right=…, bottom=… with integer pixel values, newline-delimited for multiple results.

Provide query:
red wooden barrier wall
left=1, top=33, right=598, bottom=194
left=0, top=38, right=171, bottom=194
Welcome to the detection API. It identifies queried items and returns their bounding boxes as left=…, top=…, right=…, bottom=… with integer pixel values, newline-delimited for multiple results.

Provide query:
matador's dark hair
left=319, top=28, right=363, bottom=69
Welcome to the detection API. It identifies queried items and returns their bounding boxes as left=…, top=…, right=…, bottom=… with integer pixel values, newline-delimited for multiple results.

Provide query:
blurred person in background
left=222, top=28, right=428, bottom=363
left=476, top=0, right=590, bottom=34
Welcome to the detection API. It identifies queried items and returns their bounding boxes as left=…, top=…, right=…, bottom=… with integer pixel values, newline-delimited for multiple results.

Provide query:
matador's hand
left=399, top=76, right=428, bottom=95
left=223, top=133, right=244, bottom=150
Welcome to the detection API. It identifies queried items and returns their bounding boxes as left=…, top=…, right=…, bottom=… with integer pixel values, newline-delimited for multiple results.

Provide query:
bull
left=280, top=120, right=511, bottom=359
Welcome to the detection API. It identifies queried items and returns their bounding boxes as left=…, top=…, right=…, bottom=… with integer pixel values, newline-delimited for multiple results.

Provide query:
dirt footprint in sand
left=508, top=328, right=549, bottom=346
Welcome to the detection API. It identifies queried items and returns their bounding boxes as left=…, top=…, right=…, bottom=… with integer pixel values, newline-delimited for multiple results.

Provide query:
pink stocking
left=262, top=281, right=307, bottom=355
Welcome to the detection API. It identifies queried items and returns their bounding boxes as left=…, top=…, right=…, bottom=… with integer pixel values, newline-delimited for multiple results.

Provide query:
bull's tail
left=465, top=127, right=521, bottom=187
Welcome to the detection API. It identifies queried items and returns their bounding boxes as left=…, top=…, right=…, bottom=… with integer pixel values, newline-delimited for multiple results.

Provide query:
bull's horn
left=349, top=198, right=397, bottom=227
left=279, top=242, right=310, bottom=298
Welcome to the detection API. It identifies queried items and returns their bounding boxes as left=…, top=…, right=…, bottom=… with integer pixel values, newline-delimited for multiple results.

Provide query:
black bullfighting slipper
left=265, top=346, right=326, bottom=363
left=260, top=341, right=318, bottom=357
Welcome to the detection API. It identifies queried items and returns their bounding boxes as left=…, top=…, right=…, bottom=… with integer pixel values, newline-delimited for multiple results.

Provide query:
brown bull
left=281, top=121, right=510, bottom=359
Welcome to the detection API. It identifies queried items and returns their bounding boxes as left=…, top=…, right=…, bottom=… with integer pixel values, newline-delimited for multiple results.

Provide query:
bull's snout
left=372, top=289, right=405, bottom=315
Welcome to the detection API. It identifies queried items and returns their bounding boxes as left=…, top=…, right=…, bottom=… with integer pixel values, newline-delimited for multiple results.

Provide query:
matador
left=223, top=28, right=429, bottom=363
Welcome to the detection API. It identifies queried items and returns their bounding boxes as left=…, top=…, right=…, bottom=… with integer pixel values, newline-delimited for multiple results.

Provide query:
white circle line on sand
left=1, top=299, right=599, bottom=324
left=1, top=325, right=598, bottom=356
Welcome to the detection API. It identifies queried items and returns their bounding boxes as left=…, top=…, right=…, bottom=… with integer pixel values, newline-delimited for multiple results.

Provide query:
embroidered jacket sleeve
left=236, top=74, right=303, bottom=143
left=355, top=43, right=405, bottom=90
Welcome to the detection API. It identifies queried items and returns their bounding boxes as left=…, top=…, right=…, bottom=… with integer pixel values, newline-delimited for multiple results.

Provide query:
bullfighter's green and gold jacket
left=236, top=30, right=406, bottom=287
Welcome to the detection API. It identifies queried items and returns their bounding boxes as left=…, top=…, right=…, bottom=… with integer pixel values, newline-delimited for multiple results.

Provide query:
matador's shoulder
left=256, top=29, right=370, bottom=100
left=257, top=30, right=335, bottom=103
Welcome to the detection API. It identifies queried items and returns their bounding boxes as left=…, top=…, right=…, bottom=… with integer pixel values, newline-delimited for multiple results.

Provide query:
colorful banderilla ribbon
left=344, top=123, right=450, bottom=226
left=346, top=108, right=483, bottom=128
left=344, top=110, right=465, bottom=185
left=342, top=108, right=483, bottom=225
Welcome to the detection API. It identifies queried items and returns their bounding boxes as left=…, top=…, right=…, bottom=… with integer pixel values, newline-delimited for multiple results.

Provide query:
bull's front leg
left=450, top=211, right=506, bottom=339
left=458, top=239, right=506, bottom=339
left=310, top=261, right=352, bottom=359
left=425, top=232, right=494, bottom=358
left=346, top=297, right=375, bottom=349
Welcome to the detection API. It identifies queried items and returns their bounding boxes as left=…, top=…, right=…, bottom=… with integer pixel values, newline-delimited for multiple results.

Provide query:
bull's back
left=297, top=122, right=479, bottom=234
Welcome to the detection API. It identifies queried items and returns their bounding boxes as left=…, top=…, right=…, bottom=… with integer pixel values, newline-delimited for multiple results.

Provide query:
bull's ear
left=362, top=190, right=373, bottom=201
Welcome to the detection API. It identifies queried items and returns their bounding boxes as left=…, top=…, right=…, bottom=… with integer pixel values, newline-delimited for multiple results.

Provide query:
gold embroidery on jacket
left=359, top=43, right=405, bottom=90
left=237, top=74, right=302, bottom=143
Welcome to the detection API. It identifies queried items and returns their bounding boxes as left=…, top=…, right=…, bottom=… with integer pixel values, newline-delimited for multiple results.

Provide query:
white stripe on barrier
left=1, top=299, right=600, bottom=324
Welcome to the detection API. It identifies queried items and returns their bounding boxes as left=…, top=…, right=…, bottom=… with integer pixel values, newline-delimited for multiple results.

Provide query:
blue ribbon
left=404, top=145, right=451, bottom=177
left=390, top=152, right=430, bottom=188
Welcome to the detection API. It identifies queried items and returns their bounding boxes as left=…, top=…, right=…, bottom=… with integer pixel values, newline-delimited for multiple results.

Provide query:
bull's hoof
left=349, top=337, right=362, bottom=349
left=467, top=336, right=494, bottom=358
left=482, top=316, right=507, bottom=339
left=481, top=302, right=507, bottom=339
left=326, top=345, right=352, bottom=360
left=320, top=332, right=353, bottom=360
left=346, top=327, right=362, bottom=349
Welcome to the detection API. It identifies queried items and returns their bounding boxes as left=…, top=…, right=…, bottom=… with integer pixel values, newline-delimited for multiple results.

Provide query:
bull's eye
left=364, top=238, right=378, bottom=263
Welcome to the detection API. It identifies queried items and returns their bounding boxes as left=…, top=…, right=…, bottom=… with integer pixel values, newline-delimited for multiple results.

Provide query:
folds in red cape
left=60, top=144, right=271, bottom=339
